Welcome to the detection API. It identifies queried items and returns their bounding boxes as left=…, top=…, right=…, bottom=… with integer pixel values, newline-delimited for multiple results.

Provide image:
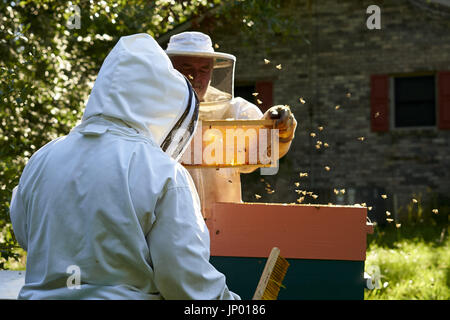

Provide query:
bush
left=0, top=0, right=301, bottom=269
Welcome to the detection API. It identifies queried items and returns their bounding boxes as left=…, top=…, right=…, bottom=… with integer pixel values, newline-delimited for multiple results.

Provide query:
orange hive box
left=206, top=202, right=374, bottom=261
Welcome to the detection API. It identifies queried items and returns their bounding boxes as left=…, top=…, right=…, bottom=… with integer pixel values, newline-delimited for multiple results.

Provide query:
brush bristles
left=261, top=255, right=290, bottom=300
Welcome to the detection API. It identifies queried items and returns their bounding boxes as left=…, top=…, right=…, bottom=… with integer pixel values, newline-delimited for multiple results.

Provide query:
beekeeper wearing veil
left=166, top=31, right=297, bottom=220
left=9, top=33, right=240, bottom=300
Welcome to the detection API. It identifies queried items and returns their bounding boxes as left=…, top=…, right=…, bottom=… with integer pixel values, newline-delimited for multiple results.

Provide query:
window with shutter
left=371, top=73, right=441, bottom=131
left=394, top=75, right=436, bottom=128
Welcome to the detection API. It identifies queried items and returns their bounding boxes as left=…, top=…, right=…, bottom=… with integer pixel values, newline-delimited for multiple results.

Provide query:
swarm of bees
left=295, top=191, right=318, bottom=203
left=253, top=178, right=277, bottom=200
left=333, top=188, right=346, bottom=195
left=263, top=58, right=282, bottom=71
left=308, top=127, right=330, bottom=151
left=247, top=59, right=442, bottom=223
left=265, top=181, right=275, bottom=194
left=299, top=172, right=308, bottom=178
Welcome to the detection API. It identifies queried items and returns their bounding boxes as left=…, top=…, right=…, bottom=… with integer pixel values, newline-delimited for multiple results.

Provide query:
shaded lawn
left=365, top=223, right=449, bottom=300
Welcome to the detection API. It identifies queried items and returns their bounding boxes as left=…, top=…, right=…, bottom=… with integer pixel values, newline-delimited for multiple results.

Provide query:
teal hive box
left=206, top=202, right=374, bottom=300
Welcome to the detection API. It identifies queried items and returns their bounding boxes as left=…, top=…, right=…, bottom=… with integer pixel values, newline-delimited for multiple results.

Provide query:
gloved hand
left=263, top=105, right=297, bottom=143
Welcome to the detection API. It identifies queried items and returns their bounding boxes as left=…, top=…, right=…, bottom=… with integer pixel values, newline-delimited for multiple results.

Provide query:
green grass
left=364, top=223, right=449, bottom=300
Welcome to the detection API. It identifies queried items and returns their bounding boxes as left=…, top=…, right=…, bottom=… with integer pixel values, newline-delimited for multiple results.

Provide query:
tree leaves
left=0, top=0, right=306, bottom=267
left=0, top=0, right=219, bottom=266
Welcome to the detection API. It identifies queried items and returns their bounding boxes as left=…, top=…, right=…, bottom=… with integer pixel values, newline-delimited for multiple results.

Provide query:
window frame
left=389, top=72, right=439, bottom=131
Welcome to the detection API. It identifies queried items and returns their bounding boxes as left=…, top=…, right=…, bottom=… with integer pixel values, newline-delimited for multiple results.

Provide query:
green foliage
left=0, top=0, right=303, bottom=268
left=209, top=0, right=308, bottom=53
left=0, top=223, right=20, bottom=269
left=0, top=0, right=216, bottom=266
left=215, top=0, right=302, bottom=38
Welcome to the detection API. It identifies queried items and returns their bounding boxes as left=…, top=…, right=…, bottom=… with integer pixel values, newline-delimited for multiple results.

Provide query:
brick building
left=160, top=0, right=450, bottom=223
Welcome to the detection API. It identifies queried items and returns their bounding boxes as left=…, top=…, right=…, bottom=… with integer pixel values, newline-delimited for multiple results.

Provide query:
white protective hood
left=9, top=33, right=239, bottom=300
left=83, top=33, right=198, bottom=159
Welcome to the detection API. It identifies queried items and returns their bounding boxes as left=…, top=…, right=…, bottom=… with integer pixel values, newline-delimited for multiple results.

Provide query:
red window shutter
left=255, top=81, right=273, bottom=113
left=370, top=74, right=390, bottom=132
left=438, top=71, right=450, bottom=130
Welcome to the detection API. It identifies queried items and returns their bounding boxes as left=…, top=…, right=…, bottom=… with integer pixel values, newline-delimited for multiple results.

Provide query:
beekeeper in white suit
left=9, top=33, right=240, bottom=300
left=166, top=31, right=297, bottom=219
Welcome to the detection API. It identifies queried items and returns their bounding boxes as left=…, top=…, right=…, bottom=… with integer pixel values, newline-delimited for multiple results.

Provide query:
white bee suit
left=166, top=32, right=264, bottom=219
left=9, top=33, right=240, bottom=300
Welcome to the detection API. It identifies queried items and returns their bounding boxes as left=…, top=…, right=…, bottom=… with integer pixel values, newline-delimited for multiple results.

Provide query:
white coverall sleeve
left=147, top=179, right=240, bottom=300
left=232, top=97, right=264, bottom=120
left=9, top=185, right=28, bottom=251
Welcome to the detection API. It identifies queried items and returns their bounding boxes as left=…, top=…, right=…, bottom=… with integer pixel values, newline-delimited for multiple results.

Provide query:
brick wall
left=196, top=0, right=450, bottom=221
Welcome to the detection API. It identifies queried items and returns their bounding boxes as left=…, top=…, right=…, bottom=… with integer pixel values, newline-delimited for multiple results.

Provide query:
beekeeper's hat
left=166, top=31, right=236, bottom=62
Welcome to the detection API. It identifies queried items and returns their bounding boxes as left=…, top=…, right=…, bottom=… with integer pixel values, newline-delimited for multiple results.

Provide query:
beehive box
left=206, top=202, right=374, bottom=300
